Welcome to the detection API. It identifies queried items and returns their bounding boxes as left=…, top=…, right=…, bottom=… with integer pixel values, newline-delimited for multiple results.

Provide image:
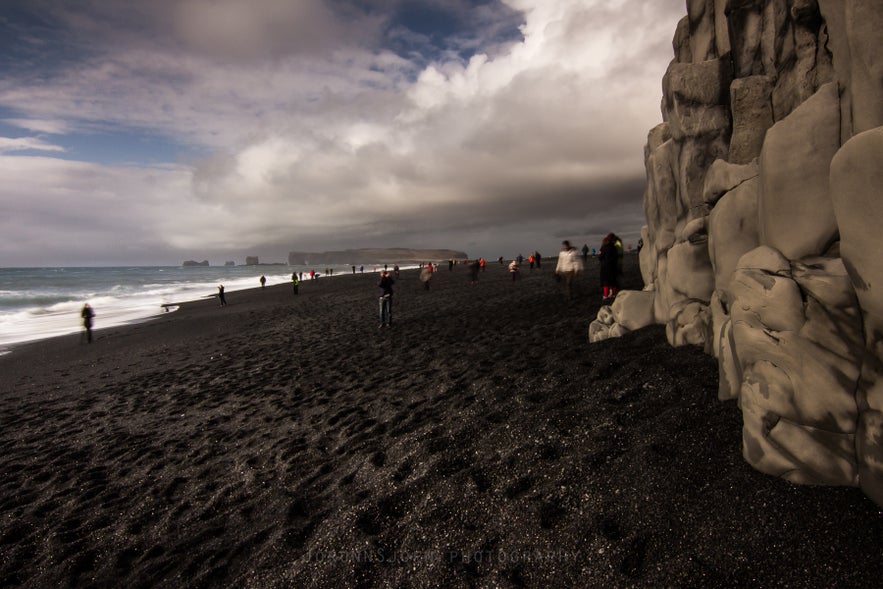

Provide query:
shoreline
left=0, top=264, right=418, bottom=354
left=2, top=258, right=881, bottom=587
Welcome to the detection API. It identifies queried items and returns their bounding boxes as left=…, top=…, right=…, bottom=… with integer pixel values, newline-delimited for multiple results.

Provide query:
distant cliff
left=182, top=260, right=209, bottom=267
left=288, top=248, right=468, bottom=265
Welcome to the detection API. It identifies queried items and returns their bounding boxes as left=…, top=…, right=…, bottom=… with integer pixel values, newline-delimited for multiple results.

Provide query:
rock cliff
left=590, top=0, right=883, bottom=505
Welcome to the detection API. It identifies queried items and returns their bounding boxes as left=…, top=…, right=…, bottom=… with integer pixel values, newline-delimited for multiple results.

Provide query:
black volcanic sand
left=1, top=258, right=881, bottom=588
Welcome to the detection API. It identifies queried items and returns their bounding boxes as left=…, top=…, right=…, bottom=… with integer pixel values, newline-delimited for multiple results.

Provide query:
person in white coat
left=555, top=240, right=584, bottom=299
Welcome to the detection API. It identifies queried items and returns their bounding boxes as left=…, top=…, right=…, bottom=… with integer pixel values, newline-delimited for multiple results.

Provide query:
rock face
left=182, top=260, right=209, bottom=267
left=591, top=1, right=883, bottom=505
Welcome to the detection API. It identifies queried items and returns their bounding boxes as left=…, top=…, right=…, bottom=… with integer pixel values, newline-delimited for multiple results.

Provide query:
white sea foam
left=0, top=267, right=310, bottom=351
left=0, top=265, right=421, bottom=352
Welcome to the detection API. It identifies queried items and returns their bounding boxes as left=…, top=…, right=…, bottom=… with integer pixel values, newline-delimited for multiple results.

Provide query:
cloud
left=0, top=0, right=686, bottom=265
left=0, top=136, right=66, bottom=153
left=2, top=118, right=71, bottom=134
left=0, top=156, right=186, bottom=264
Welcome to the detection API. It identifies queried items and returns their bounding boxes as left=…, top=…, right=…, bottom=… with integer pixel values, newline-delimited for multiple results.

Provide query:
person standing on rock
left=555, top=240, right=584, bottom=299
left=81, top=303, right=95, bottom=343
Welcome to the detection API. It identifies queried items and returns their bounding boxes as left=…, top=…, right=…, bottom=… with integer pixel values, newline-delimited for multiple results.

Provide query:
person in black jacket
left=378, top=270, right=395, bottom=328
left=81, top=303, right=95, bottom=343
left=599, top=233, right=619, bottom=300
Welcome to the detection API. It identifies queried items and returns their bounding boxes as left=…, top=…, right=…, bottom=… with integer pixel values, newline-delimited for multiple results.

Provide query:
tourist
left=260, top=275, right=266, bottom=288
left=599, top=233, right=620, bottom=300
left=419, top=263, right=434, bottom=290
left=508, top=259, right=520, bottom=281
left=555, top=240, right=584, bottom=300
left=378, top=270, right=395, bottom=328
left=218, top=284, right=227, bottom=306
left=81, top=303, right=95, bottom=343
left=468, top=260, right=480, bottom=285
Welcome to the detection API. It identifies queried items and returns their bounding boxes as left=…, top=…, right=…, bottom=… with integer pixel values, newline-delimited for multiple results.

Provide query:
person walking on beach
left=81, top=303, right=95, bottom=343
left=535, top=251, right=542, bottom=270
left=292, top=274, right=299, bottom=295
left=555, top=240, right=584, bottom=300
left=419, top=262, right=434, bottom=290
left=394, top=264, right=400, bottom=279
left=378, top=269, right=395, bottom=328
left=599, top=233, right=620, bottom=300
left=508, top=259, right=520, bottom=281
left=218, top=284, right=227, bottom=306
left=468, top=259, right=480, bottom=285
left=352, top=265, right=356, bottom=275
left=260, top=275, right=266, bottom=288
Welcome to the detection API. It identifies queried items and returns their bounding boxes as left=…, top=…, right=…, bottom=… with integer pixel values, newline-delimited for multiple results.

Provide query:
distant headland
left=288, top=248, right=468, bottom=265
left=182, top=248, right=467, bottom=267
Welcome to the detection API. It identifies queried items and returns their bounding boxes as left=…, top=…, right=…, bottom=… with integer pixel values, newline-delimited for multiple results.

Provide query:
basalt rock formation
left=590, top=0, right=883, bottom=505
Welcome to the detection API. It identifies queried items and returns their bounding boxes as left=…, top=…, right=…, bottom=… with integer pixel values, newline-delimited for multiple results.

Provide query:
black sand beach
left=1, top=257, right=881, bottom=588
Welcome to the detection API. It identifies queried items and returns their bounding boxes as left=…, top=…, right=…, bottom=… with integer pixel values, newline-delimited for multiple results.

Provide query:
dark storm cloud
left=0, top=0, right=686, bottom=265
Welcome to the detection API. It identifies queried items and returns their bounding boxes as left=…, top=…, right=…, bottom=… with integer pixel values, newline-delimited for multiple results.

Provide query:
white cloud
left=0, top=0, right=686, bottom=264
left=2, top=118, right=71, bottom=134
left=0, top=136, right=66, bottom=153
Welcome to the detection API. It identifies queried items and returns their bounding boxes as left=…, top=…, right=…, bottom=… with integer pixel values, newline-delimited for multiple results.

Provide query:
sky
left=0, top=0, right=686, bottom=266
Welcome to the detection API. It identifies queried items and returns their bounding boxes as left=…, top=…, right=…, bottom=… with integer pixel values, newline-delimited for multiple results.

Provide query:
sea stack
left=590, top=1, right=883, bottom=506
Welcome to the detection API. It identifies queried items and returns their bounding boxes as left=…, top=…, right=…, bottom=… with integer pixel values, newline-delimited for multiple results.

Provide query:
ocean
left=0, top=264, right=378, bottom=353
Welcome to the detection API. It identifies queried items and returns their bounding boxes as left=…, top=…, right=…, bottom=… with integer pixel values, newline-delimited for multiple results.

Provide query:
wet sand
left=1, top=257, right=881, bottom=588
